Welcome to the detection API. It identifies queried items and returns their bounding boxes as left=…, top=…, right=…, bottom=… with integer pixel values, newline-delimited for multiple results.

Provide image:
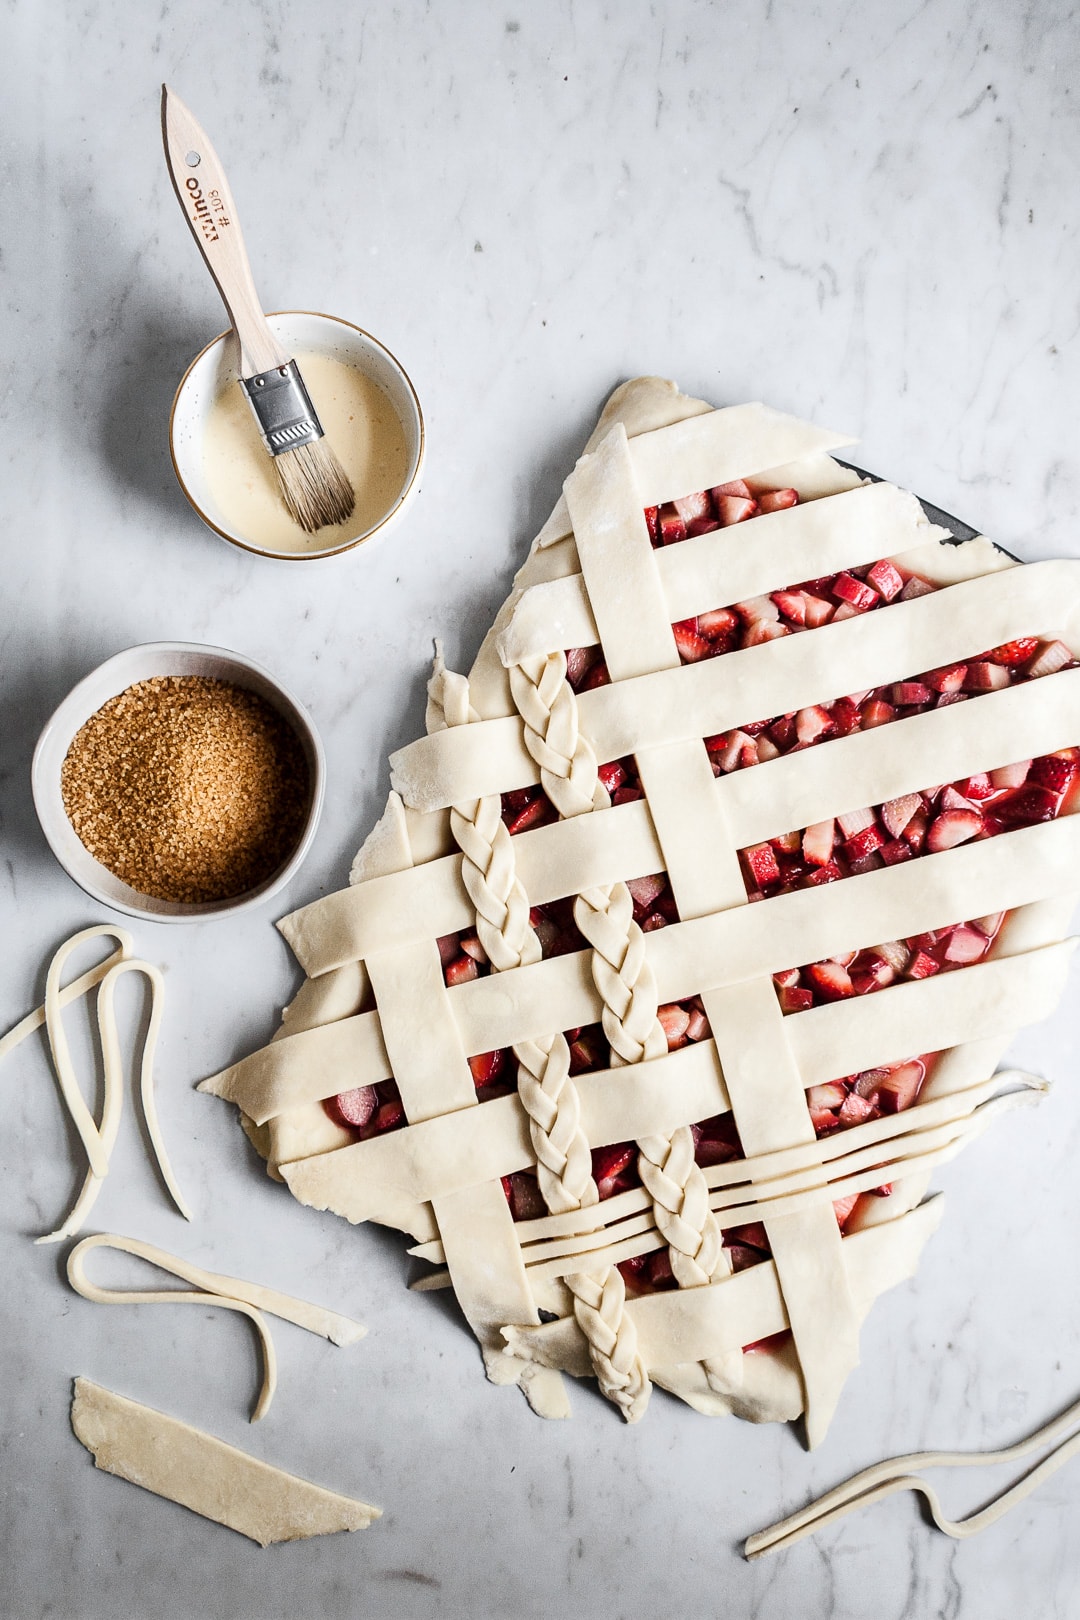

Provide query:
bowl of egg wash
left=169, top=311, right=424, bottom=559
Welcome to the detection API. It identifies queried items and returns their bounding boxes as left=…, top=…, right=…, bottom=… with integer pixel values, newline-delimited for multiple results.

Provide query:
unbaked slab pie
left=203, top=378, right=1080, bottom=1445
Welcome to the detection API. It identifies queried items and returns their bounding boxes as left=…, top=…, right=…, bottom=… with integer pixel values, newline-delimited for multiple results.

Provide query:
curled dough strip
left=29, top=940, right=192, bottom=1243
left=67, top=1232, right=367, bottom=1422
left=745, top=1393, right=1080, bottom=1559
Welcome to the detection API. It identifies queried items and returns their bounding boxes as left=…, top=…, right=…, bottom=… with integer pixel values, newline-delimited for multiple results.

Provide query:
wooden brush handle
left=161, top=85, right=288, bottom=376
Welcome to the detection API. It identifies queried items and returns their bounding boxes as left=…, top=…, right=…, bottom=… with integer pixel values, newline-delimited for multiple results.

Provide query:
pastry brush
left=161, top=86, right=354, bottom=534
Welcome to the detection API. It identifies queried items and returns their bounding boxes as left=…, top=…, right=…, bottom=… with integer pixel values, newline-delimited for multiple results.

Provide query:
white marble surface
left=4, top=2, right=1080, bottom=1615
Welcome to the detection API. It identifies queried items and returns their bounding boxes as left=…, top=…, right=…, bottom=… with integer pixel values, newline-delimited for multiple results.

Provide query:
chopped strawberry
left=640, top=913, right=667, bottom=933
left=843, top=823, right=886, bottom=862
left=985, top=637, right=1039, bottom=665
left=860, top=698, right=896, bottom=728
left=436, top=932, right=462, bottom=968
left=866, top=559, right=904, bottom=601
left=778, top=984, right=815, bottom=1014
left=657, top=503, right=687, bottom=544
left=956, top=773, right=994, bottom=800
left=626, top=872, right=666, bottom=911
left=716, top=494, right=758, bottom=525
left=642, top=505, right=660, bottom=545
left=673, top=490, right=713, bottom=526
left=891, top=681, right=932, bottom=706
left=940, top=785, right=977, bottom=813
left=903, top=806, right=929, bottom=850
left=796, top=704, right=834, bottom=745
left=727, top=1221, right=770, bottom=1252
left=806, top=1081, right=846, bottom=1113
left=769, top=828, right=803, bottom=855
left=599, top=759, right=627, bottom=794
left=805, top=860, right=842, bottom=885
left=802, top=593, right=835, bottom=629
left=772, top=590, right=808, bottom=625
left=710, top=478, right=753, bottom=501
left=743, top=619, right=789, bottom=648
left=881, top=792, right=922, bottom=839
left=1030, top=753, right=1079, bottom=795
left=504, top=796, right=550, bottom=835
left=832, top=573, right=879, bottom=611
left=1024, top=639, right=1074, bottom=678
left=468, top=1049, right=506, bottom=1087
left=838, top=1093, right=875, bottom=1126
left=657, top=1002, right=691, bottom=1049
left=854, top=953, right=895, bottom=989
left=805, top=960, right=854, bottom=1001
left=756, top=487, right=799, bottom=513
left=592, top=1142, right=635, bottom=1190
left=924, top=662, right=968, bottom=693
left=879, top=838, right=913, bottom=867
left=445, top=954, right=480, bottom=986
left=996, top=785, right=1060, bottom=824
left=773, top=967, right=801, bottom=989
left=326, top=1086, right=378, bottom=1130
left=972, top=911, right=1005, bottom=938
left=833, top=1193, right=860, bottom=1229
left=830, top=695, right=862, bottom=734
left=697, top=606, right=740, bottom=643
left=926, top=808, right=983, bottom=852
left=685, top=1008, right=710, bottom=1041
left=581, top=660, right=611, bottom=690
left=673, top=620, right=713, bottom=662
left=743, top=843, right=781, bottom=888
left=370, top=1097, right=406, bottom=1135
left=802, top=819, right=836, bottom=866
left=736, top=593, right=781, bottom=625
left=898, top=575, right=936, bottom=600
left=906, top=950, right=940, bottom=980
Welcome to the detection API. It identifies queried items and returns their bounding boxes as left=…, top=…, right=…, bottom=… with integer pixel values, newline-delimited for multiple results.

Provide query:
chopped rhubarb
left=877, top=1059, right=927, bottom=1113
left=326, top=1086, right=378, bottom=1130
left=881, top=792, right=922, bottom=839
left=468, top=1049, right=505, bottom=1087
left=832, top=573, right=879, bottom=611
left=743, top=843, right=781, bottom=888
left=866, top=559, right=904, bottom=601
left=1025, top=639, right=1073, bottom=678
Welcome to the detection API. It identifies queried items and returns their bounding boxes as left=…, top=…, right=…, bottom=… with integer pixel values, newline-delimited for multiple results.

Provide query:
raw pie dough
left=201, top=379, right=1080, bottom=1443
left=71, top=1379, right=379, bottom=1546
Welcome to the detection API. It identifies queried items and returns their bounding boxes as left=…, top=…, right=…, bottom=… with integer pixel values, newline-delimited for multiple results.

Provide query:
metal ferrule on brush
left=241, top=362, right=324, bottom=456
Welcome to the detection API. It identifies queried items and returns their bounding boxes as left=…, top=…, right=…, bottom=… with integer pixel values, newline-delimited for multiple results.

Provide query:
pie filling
left=324, top=481, right=1078, bottom=1314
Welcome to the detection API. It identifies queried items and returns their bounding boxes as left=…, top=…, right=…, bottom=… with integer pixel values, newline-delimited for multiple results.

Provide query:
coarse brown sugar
left=60, top=676, right=310, bottom=903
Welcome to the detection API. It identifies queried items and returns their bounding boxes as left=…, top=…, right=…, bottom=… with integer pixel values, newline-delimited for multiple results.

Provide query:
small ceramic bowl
left=32, top=642, right=325, bottom=923
left=170, top=310, right=424, bottom=560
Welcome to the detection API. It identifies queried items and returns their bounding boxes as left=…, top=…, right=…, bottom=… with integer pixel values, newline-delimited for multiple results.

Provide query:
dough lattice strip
left=429, top=648, right=649, bottom=1419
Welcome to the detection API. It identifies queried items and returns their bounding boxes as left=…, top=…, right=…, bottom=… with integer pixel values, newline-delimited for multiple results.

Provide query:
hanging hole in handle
left=185, top=150, right=201, bottom=167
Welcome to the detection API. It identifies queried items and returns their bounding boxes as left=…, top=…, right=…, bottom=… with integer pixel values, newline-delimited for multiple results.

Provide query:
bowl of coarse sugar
left=32, top=642, right=325, bottom=921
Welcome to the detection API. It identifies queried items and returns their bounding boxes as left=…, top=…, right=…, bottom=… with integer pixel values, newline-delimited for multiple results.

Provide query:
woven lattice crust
left=203, top=379, right=1080, bottom=1443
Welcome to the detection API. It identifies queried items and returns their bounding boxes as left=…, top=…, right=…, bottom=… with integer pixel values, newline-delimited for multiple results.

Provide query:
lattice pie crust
left=203, top=379, right=1080, bottom=1445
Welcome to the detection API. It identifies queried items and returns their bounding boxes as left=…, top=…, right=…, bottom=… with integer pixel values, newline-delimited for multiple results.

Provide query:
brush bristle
left=275, top=439, right=356, bottom=534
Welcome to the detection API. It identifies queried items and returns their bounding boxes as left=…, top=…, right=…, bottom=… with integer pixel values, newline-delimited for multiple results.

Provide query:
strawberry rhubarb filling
left=327, top=479, right=1078, bottom=1321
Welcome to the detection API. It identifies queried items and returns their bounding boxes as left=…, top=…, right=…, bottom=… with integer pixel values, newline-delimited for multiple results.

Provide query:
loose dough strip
left=0, top=927, right=192, bottom=1241
left=67, top=1233, right=366, bottom=1422
left=70, top=1378, right=380, bottom=1546
left=744, top=1396, right=1080, bottom=1559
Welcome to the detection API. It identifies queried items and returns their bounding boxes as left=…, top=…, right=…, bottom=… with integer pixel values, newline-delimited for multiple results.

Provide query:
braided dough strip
left=207, top=887, right=1075, bottom=1140
left=68, top=1232, right=365, bottom=1422
left=279, top=667, right=1080, bottom=978
left=389, top=559, right=1080, bottom=813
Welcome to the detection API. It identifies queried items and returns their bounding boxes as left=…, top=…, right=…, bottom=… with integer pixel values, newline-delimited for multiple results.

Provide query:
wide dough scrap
left=70, top=1379, right=380, bottom=1547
